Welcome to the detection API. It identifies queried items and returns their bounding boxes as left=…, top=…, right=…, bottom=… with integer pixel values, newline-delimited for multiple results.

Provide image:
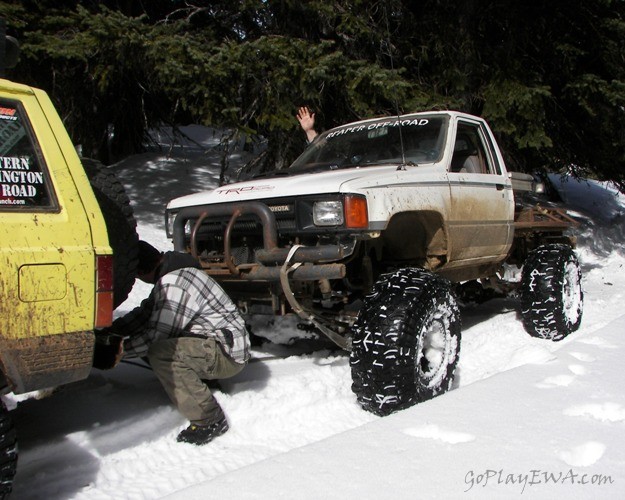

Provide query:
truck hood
left=167, top=164, right=441, bottom=209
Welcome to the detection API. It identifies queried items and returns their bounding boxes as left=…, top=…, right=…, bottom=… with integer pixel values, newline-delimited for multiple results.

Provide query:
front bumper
left=172, top=201, right=352, bottom=281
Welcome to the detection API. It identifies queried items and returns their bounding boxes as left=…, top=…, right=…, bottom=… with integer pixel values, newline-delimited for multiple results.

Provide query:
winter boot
left=176, top=417, right=229, bottom=445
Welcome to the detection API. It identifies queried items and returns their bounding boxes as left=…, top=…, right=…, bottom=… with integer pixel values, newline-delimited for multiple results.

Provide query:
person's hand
left=296, top=106, right=315, bottom=131
left=114, top=340, right=124, bottom=366
left=296, top=106, right=318, bottom=142
left=93, top=333, right=124, bottom=370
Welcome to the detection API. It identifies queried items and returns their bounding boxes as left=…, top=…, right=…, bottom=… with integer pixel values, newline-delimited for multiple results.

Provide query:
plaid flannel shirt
left=112, top=267, right=249, bottom=364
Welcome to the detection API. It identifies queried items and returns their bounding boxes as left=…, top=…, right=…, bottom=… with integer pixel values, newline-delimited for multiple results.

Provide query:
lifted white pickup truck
left=166, top=111, right=583, bottom=415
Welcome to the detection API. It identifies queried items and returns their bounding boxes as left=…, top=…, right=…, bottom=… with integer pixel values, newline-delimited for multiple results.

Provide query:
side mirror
left=4, top=35, right=19, bottom=69
left=0, top=19, right=20, bottom=77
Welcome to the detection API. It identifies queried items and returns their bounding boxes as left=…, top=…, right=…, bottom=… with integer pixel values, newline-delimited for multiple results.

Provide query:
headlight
left=313, top=200, right=344, bottom=226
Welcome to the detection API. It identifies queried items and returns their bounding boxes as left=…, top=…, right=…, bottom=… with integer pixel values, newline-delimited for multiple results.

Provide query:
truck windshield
left=290, top=114, right=448, bottom=172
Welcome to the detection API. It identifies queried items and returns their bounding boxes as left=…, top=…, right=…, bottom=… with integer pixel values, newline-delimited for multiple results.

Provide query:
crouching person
left=94, top=240, right=250, bottom=445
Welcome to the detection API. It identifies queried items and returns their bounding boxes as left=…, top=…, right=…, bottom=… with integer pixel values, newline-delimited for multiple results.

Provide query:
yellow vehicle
left=0, top=36, right=137, bottom=497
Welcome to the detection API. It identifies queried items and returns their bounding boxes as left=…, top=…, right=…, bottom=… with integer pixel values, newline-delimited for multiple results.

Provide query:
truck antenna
left=383, top=6, right=407, bottom=170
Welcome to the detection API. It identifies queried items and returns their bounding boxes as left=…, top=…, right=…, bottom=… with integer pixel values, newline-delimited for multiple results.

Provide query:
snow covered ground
left=6, top=130, right=625, bottom=499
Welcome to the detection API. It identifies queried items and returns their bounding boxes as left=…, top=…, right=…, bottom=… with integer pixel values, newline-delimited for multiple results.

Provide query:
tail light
left=95, top=254, right=114, bottom=328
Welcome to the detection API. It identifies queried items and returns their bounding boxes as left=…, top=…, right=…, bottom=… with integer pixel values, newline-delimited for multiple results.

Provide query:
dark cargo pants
left=147, top=337, right=244, bottom=426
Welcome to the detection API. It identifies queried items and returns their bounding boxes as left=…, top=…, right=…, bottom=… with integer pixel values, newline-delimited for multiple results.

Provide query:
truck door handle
left=496, top=183, right=504, bottom=191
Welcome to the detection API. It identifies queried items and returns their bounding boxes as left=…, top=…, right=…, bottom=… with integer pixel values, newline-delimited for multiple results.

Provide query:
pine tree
left=0, top=0, right=623, bottom=188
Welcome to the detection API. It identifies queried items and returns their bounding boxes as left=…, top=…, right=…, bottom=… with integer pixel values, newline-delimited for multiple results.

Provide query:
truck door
left=446, top=118, right=514, bottom=265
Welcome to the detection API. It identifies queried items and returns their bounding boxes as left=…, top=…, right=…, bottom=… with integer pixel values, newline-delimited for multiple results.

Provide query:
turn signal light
left=344, top=195, right=368, bottom=228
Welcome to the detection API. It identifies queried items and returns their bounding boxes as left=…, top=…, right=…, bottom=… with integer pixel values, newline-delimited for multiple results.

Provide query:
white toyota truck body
left=165, top=110, right=583, bottom=415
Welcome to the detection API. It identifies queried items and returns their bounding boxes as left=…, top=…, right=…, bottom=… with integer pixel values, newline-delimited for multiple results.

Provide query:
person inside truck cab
left=93, top=241, right=250, bottom=446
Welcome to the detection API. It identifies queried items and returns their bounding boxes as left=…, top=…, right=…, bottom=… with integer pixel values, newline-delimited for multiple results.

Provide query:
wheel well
left=379, top=211, right=447, bottom=267
left=508, top=233, right=576, bottom=267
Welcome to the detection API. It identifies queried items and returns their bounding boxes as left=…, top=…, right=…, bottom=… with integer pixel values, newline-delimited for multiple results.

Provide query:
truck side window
left=0, top=99, right=56, bottom=209
left=450, top=122, right=491, bottom=174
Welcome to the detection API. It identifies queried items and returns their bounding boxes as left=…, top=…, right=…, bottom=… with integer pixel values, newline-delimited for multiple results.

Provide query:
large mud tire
left=82, top=159, right=138, bottom=308
left=0, top=402, right=17, bottom=499
left=520, top=244, right=583, bottom=341
left=350, top=268, right=461, bottom=416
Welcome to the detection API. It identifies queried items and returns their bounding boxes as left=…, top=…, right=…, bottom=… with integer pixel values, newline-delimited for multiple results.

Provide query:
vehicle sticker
left=216, top=185, right=275, bottom=195
left=326, top=118, right=430, bottom=139
left=0, top=107, right=17, bottom=121
left=0, top=155, right=46, bottom=205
